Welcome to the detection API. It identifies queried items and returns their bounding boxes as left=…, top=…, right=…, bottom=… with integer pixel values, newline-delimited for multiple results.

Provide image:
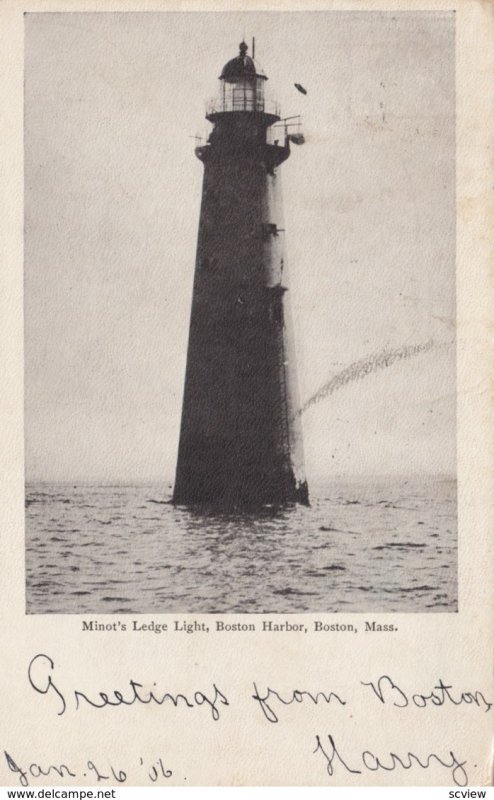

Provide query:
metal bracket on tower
left=262, top=223, right=285, bottom=238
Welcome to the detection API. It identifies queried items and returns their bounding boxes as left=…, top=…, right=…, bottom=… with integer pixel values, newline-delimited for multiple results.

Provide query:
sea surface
left=25, top=476, right=457, bottom=614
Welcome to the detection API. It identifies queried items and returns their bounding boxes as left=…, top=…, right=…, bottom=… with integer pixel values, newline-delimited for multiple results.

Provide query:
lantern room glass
left=221, top=77, right=266, bottom=112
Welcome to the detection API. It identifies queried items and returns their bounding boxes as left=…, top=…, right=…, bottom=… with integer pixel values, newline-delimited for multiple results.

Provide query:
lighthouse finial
left=239, top=41, right=248, bottom=57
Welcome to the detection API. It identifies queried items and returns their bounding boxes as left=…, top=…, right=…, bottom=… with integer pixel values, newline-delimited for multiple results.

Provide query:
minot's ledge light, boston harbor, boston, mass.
left=173, top=41, right=309, bottom=510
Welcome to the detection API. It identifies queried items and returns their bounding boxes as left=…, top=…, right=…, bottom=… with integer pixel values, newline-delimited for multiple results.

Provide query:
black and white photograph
left=25, top=10, right=456, bottom=615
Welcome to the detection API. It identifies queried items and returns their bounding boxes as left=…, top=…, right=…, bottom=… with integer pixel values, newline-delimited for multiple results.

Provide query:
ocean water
left=25, top=476, right=457, bottom=614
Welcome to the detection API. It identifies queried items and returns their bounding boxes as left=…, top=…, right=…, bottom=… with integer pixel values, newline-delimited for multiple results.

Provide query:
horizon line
left=25, top=472, right=457, bottom=485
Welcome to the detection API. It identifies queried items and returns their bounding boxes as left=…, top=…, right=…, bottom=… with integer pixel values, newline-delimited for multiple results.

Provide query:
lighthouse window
left=232, top=81, right=254, bottom=111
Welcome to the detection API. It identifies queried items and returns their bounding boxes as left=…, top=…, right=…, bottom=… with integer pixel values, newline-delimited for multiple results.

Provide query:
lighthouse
left=173, top=41, right=309, bottom=509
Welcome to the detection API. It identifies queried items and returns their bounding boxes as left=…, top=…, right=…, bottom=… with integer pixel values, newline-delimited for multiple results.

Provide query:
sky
left=24, top=10, right=456, bottom=482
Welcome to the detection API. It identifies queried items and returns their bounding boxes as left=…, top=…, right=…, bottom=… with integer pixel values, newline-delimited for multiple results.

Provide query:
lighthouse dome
left=219, top=42, right=267, bottom=82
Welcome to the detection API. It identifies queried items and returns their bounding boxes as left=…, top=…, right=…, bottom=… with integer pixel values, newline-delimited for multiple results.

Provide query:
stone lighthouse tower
left=173, top=41, right=309, bottom=509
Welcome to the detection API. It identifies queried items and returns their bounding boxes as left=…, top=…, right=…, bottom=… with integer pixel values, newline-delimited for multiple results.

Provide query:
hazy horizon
left=26, top=472, right=457, bottom=486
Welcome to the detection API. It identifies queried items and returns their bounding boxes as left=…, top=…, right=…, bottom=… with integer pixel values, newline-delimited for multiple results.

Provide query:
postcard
left=0, top=0, right=492, bottom=788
